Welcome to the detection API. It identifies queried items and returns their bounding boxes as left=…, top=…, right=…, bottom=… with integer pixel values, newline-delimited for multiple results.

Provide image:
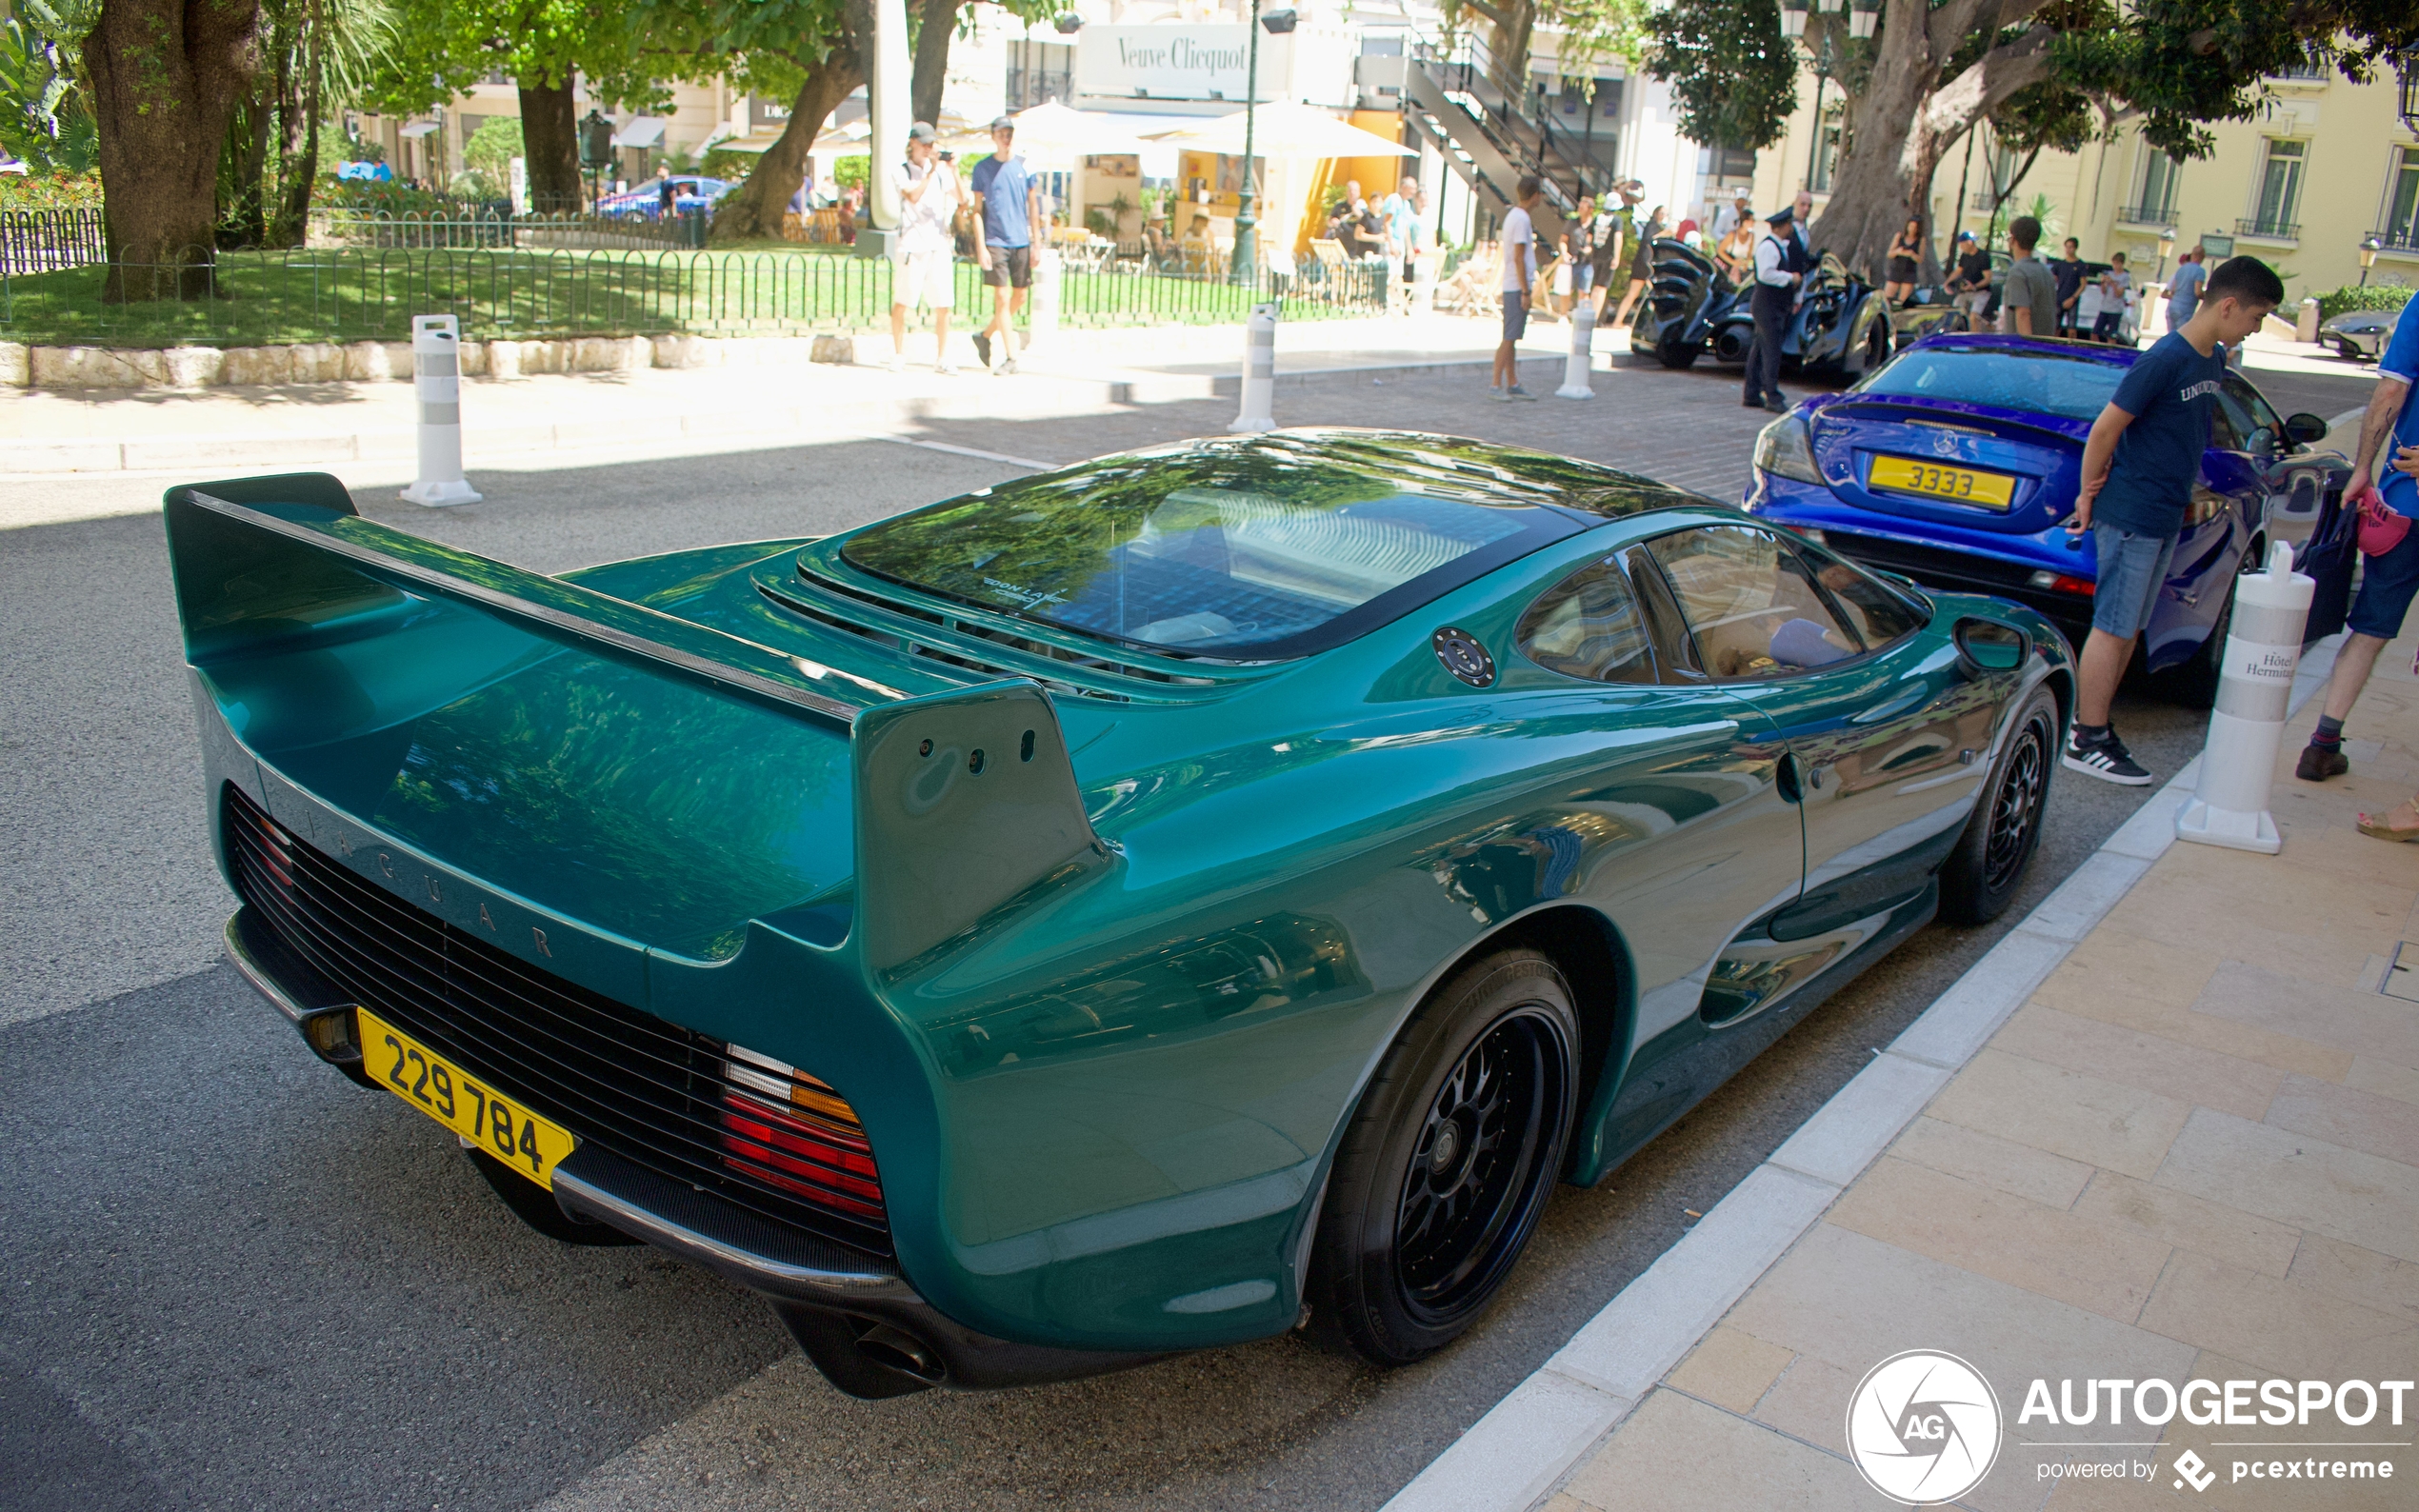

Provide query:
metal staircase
left=1401, top=40, right=1622, bottom=243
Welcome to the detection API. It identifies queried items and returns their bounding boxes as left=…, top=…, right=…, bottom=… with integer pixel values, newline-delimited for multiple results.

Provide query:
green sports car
left=169, top=430, right=2069, bottom=1398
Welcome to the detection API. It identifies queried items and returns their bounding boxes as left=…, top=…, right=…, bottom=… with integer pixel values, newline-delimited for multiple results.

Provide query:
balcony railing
left=2371, top=224, right=2419, bottom=253
left=2236, top=216, right=2300, bottom=241
left=2115, top=202, right=2177, bottom=227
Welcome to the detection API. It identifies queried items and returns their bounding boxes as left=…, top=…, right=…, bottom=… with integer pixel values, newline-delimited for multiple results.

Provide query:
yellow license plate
left=358, top=1006, right=576, bottom=1187
left=1869, top=455, right=2017, bottom=509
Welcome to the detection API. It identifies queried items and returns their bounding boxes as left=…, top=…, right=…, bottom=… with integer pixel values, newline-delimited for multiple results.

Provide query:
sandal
left=2355, top=798, right=2419, bottom=842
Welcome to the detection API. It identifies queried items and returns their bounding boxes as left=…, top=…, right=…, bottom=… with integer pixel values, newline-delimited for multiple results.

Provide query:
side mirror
left=2285, top=412, right=2329, bottom=447
left=1954, top=618, right=2027, bottom=674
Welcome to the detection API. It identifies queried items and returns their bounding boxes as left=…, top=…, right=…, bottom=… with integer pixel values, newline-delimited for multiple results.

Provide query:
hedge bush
left=0, top=169, right=102, bottom=211
left=2315, top=283, right=2414, bottom=321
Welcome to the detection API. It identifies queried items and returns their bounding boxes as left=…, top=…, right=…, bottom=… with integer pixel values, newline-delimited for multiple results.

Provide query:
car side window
left=1791, top=538, right=1924, bottom=648
left=2222, top=374, right=2285, bottom=453
left=1644, top=526, right=1863, bottom=681
left=1517, top=555, right=1658, bottom=685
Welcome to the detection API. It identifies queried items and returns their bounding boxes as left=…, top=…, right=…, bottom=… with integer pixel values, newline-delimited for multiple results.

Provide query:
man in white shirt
left=888, top=121, right=963, bottom=373
left=1492, top=173, right=1542, bottom=401
left=1713, top=192, right=1751, bottom=241
left=1744, top=193, right=1812, bottom=412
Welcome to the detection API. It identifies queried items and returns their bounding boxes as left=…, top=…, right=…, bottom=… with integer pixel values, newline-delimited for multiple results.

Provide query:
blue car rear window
left=840, top=442, right=1583, bottom=659
left=1852, top=345, right=2128, bottom=421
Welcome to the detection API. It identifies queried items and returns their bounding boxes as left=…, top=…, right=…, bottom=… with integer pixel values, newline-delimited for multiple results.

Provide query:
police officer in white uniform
left=1745, top=195, right=1813, bottom=413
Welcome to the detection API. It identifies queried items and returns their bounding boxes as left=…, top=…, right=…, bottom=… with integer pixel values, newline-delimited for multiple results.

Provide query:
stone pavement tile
left=1989, top=1006, right=2286, bottom=1123
left=2189, top=962, right=2419, bottom=1069
left=1890, top=1116, right=2098, bottom=1210
left=1829, top=1158, right=2173, bottom=1323
left=2067, top=1169, right=2302, bottom=1279
left=1666, top=1325, right=1794, bottom=1414
left=2269, top=823, right=2419, bottom=893
left=2148, top=841, right=2418, bottom=940
left=2284, top=1233, right=2419, bottom=1323
left=2133, top=1250, right=2418, bottom=1381
left=1746, top=1351, right=1853, bottom=1443
left=2036, top=985, right=2358, bottom=1083
left=1542, top=1495, right=1598, bottom=1512
left=1561, top=1388, right=1872, bottom=1512
left=2039, top=1473, right=2202, bottom=1509
left=2153, top=1107, right=2419, bottom=1263
left=1726, top=1225, right=2200, bottom=1400
left=2346, top=1054, right=2419, bottom=1107
left=2032, top=928, right=2215, bottom=1013
left=1929, top=1051, right=2193, bottom=1181
left=2263, top=1073, right=2419, bottom=1166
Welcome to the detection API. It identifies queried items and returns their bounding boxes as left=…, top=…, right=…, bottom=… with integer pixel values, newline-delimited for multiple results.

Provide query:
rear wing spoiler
left=166, top=474, right=1107, bottom=974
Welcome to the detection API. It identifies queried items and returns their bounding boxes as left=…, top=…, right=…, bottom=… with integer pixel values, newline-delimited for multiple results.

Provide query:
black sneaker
left=2063, top=727, right=2152, bottom=786
left=972, top=331, right=992, bottom=368
left=2296, top=743, right=2349, bottom=782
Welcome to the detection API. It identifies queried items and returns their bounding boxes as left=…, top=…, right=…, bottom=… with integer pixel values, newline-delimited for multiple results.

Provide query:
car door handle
left=1776, top=752, right=1805, bottom=804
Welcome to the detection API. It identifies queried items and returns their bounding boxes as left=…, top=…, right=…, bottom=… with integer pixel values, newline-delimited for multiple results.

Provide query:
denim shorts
left=2349, top=516, right=2419, bottom=639
left=2092, top=523, right=2177, bottom=639
left=1502, top=294, right=1529, bottom=342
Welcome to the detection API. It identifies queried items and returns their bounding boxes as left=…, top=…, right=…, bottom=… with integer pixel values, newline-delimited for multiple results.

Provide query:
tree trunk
left=272, top=30, right=320, bottom=247
left=910, top=0, right=960, bottom=131
left=517, top=74, right=582, bottom=213
left=1804, top=0, right=2056, bottom=281
left=86, top=0, right=265, bottom=296
left=1481, top=2, right=1535, bottom=104
left=710, top=53, right=864, bottom=244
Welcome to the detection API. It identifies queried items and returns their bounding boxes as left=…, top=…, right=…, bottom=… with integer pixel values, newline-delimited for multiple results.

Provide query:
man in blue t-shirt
left=2295, top=294, right=2419, bottom=825
left=2063, top=255, right=2284, bottom=785
left=969, top=115, right=1045, bottom=374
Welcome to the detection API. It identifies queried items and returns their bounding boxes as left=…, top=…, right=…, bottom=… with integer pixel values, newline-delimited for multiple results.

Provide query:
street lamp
left=2154, top=224, right=2177, bottom=280
left=1849, top=0, right=1878, bottom=40
left=2361, top=233, right=2385, bottom=287
left=1229, top=6, right=1296, bottom=285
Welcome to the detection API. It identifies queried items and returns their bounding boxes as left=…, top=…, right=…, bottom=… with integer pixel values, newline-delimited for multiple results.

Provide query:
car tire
left=1308, top=949, right=1578, bottom=1368
left=1938, top=685, right=2058, bottom=925
left=1657, top=340, right=1703, bottom=369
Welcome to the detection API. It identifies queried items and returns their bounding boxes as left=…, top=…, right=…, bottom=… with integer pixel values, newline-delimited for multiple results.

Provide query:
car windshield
left=839, top=442, right=1583, bottom=658
left=1851, top=345, right=2129, bottom=422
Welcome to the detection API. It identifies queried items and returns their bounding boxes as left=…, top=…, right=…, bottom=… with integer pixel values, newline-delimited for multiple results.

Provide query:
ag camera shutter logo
left=1846, top=1350, right=2003, bottom=1504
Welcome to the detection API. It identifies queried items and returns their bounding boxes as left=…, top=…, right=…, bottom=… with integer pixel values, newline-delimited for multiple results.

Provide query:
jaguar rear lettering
left=478, top=903, right=497, bottom=931
left=531, top=926, right=551, bottom=957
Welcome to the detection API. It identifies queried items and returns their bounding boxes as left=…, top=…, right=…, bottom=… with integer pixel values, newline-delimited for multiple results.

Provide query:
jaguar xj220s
left=171, top=431, right=2069, bottom=1399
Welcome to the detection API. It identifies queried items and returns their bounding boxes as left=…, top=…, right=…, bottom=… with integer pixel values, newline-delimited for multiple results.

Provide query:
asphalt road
left=0, top=353, right=2350, bottom=1512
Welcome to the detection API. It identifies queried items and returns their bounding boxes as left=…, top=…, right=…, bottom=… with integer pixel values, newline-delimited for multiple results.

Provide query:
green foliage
left=2315, top=284, right=2414, bottom=321
left=1643, top=0, right=1796, bottom=151
left=831, top=155, right=869, bottom=193
left=0, top=0, right=99, bottom=174
left=463, top=115, right=523, bottom=180
left=0, top=164, right=102, bottom=209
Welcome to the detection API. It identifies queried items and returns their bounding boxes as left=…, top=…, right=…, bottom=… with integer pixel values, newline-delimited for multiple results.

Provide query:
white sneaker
left=886, top=354, right=905, bottom=374
left=937, top=359, right=959, bottom=375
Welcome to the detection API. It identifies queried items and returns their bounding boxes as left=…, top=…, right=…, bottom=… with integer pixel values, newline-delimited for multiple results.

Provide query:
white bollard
left=1229, top=301, right=1278, bottom=433
left=1028, top=246, right=1062, bottom=346
left=400, top=314, right=482, bottom=507
left=1555, top=297, right=1596, bottom=399
left=2175, top=539, right=2314, bottom=855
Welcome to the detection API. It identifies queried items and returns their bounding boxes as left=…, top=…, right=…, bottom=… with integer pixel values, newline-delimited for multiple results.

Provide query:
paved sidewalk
left=1541, top=637, right=2419, bottom=1511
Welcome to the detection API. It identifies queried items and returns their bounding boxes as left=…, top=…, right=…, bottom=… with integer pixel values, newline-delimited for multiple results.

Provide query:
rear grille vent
left=762, top=570, right=1223, bottom=698
left=222, top=784, right=890, bottom=1253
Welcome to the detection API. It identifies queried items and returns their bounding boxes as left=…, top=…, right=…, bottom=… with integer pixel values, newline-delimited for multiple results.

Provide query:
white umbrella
left=1003, top=101, right=1152, bottom=163
left=1144, top=101, right=1413, bottom=159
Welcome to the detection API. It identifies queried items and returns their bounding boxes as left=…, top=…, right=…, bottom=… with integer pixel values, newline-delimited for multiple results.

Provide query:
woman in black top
left=1884, top=217, right=1923, bottom=305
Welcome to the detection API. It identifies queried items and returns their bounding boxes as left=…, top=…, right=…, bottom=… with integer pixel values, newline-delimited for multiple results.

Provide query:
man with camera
left=887, top=121, right=963, bottom=374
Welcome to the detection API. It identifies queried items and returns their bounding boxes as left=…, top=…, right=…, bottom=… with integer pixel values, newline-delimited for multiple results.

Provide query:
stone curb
left=1376, top=636, right=2347, bottom=1512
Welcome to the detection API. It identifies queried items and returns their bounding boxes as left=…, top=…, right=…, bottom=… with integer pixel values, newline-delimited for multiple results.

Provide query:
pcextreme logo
left=1845, top=1350, right=2003, bottom=1505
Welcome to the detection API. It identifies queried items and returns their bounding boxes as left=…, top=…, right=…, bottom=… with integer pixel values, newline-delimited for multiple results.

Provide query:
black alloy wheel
left=1309, top=949, right=1578, bottom=1366
left=1939, top=685, right=2059, bottom=925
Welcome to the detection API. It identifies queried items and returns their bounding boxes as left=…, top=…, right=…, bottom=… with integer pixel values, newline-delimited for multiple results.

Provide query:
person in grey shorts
left=2062, top=255, right=2284, bottom=785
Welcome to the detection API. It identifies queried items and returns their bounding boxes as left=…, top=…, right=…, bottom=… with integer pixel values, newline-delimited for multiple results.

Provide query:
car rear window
left=839, top=447, right=1582, bottom=659
left=1851, top=345, right=2129, bottom=422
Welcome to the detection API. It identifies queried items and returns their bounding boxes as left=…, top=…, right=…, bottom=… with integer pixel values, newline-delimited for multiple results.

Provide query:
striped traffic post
left=400, top=314, right=482, bottom=507
left=2174, top=538, right=2314, bottom=854
left=1555, top=298, right=1596, bottom=399
left=1229, top=302, right=1278, bottom=433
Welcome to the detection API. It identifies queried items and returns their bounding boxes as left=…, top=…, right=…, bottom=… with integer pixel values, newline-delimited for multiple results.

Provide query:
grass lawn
left=0, top=243, right=1381, bottom=349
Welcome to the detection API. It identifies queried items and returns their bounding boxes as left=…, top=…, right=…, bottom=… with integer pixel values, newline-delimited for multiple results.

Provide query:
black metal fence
left=2, top=243, right=1389, bottom=348
left=309, top=208, right=710, bottom=252
left=1, top=208, right=108, bottom=276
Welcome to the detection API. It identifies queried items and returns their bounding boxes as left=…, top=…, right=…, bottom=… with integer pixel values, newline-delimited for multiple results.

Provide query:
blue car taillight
left=1754, top=413, right=1823, bottom=485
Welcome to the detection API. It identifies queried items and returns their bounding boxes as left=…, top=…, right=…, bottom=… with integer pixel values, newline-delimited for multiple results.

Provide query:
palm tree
left=221, top=0, right=398, bottom=248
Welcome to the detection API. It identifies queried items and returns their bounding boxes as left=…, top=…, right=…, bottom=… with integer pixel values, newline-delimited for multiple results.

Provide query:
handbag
left=2355, top=488, right=2411, bottom=556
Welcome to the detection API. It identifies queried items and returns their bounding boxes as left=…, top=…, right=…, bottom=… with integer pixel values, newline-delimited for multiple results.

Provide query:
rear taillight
left=2028, top=570, right=2095, bottom=596
left=719, top=1044, right=885, bottom=1221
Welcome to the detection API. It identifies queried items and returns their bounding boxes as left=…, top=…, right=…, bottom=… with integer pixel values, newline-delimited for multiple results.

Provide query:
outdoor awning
left=1146, top=101, right=1412, bottom=159
left=610, top=117, right=667, bottom=149
left=398, top=120, right=439, bottom=139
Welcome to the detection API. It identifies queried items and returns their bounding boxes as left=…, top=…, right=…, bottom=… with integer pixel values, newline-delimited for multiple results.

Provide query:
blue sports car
left=1743, top=334, right=2353, bottom=706
left=596, top=174, right=732, bottom=220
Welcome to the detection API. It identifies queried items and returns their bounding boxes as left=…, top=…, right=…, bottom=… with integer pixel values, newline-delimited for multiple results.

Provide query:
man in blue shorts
left=2064, top=255, right=2284, bottom=784
left=969, top=115, right=1044, bottom=374
left=2296, top=295, right=2419, bottom=801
